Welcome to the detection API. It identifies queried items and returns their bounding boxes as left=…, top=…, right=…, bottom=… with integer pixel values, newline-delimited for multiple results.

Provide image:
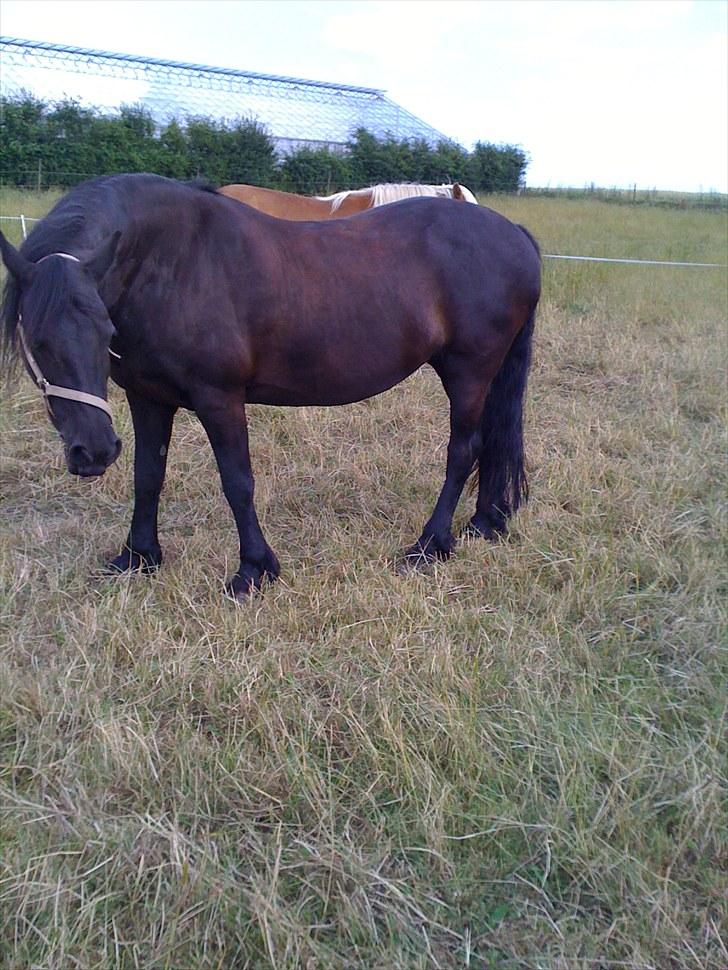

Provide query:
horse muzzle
left=67, top=436, right=122, bottom=477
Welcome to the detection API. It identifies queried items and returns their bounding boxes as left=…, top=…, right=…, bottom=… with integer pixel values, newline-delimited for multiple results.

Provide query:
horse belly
left=247, top=312, right=442, bottom=407
left=246, top=356, right=425, bottom=407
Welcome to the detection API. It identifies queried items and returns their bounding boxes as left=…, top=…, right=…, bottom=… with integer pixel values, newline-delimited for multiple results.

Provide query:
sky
left=1, top=0, right=726, bottom=192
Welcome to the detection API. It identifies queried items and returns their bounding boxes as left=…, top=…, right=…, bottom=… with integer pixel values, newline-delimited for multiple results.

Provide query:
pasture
left=1, top=188, right=726, bottom=968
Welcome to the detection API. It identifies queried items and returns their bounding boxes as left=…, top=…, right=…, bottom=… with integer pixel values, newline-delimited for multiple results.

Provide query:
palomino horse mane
left=318, top=183, right=477, bottom=213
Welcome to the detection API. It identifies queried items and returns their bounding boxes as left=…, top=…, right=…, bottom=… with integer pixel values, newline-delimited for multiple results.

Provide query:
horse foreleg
left=196, top=398, right=280, bottom=599
left=404, top=360, right=489, bottom=566
left=108, top=391, right=176, bottom=574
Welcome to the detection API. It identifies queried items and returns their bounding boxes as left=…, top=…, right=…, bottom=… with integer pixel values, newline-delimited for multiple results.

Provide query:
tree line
left=0, top=94, right=528, bottom=194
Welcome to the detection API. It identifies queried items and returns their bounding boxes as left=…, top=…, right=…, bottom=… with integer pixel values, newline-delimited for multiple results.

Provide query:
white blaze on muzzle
left=17, top=252, right=114, bottom=421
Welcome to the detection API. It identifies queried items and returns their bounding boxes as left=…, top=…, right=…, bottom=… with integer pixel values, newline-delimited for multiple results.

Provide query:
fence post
left=20, top=214, right=28, bottom=239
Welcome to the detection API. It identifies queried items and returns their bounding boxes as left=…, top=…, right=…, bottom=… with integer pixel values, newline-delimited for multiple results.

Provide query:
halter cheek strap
left=17, top=321, right=114, bottom=420
left=17, top=252, right=114, bottom=421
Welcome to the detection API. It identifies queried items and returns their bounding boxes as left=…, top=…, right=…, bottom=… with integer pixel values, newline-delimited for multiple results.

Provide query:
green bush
left=277, top=146, right=352, bottom=194
left=467, top=141, right=528, bottom=193
left=0, top=94, right=528, bottom=194
left=347, top=129, right=474, bottom=186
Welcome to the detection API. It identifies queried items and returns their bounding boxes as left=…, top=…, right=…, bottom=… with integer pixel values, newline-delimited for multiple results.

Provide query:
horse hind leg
left=403, top=355, right=491, bottom=566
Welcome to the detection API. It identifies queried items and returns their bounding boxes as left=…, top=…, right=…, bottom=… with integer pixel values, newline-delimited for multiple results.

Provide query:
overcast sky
left=2, top=0, right=726, bottom=192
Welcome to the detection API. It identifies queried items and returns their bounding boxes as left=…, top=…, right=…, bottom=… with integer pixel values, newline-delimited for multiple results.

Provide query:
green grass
left=0, top=188, right=64, bottom=244
left=0, top=188, right=726, bottom=969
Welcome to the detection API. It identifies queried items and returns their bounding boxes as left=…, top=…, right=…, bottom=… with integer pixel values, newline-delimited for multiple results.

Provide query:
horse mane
left=369, top=183, right=456, bottom=208
left=319, top=182, right=461, bottom=213
left=2, top=259, right=91, bottom=376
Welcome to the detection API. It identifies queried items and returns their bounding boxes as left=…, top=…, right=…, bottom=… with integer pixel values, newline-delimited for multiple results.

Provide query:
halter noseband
left=17, top=252, right=114, bottom=421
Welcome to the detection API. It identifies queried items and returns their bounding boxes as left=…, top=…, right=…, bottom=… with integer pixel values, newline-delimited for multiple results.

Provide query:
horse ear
left=84, top=231, right=121, bottom=282
left=452, top=183, right=465, bottom=200
left=0, top=231, right=36, bottom=285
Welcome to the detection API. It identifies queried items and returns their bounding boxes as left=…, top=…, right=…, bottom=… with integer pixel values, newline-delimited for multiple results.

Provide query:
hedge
left=0, top=94, right=528, bottom=194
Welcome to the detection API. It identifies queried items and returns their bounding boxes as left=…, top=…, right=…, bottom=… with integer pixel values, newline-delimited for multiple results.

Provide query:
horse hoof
left=225, top=580, right=259, bottom=602
left=225, top=563, right=279, bottom=601
left=463, top=516, right=506, bottom=541
left=106, top=548, right=162, bottom=574
left=461, top=521, right=497, bottom=540
left=397, top=551, right=434, bottom=575
left=398, top=536, right=454, bottom=573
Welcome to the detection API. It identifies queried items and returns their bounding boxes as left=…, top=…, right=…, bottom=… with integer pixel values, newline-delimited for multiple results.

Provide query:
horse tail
left=473, top=305, right=537, bottom=529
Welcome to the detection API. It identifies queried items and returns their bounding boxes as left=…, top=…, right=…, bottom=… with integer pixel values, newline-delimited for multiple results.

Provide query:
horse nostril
left=68, top=444, right=92, bottom=469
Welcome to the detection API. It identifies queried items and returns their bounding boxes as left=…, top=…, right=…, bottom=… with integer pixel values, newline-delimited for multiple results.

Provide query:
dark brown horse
left=0, top=174, right=540, bottom=599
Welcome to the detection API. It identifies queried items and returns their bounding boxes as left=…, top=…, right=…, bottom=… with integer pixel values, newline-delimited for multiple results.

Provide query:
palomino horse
left=0, top=174, right=540, bottom=600
left=218, top=181, right=478, bottom=220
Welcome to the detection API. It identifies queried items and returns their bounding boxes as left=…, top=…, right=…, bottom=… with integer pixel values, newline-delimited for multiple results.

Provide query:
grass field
left=522, top=186, right=727, bottom=211
left=1, top=187, right=726, bottom=969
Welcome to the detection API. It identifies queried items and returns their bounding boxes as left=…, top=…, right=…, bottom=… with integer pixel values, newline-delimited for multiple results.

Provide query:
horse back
left=106, top=186, right=541, bottom=408
left=218, top=184, right=339, bottom=221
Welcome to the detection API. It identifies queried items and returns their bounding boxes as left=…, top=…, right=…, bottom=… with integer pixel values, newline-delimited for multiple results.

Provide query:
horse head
left=0, top=231, right=122, bottom=477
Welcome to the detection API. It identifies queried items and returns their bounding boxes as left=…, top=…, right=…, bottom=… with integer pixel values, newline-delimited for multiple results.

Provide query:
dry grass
left=1, top=189, right=726, bottom=969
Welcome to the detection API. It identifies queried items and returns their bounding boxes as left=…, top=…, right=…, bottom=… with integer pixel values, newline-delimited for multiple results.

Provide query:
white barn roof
left=0, top=37, right=453, bottom=153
